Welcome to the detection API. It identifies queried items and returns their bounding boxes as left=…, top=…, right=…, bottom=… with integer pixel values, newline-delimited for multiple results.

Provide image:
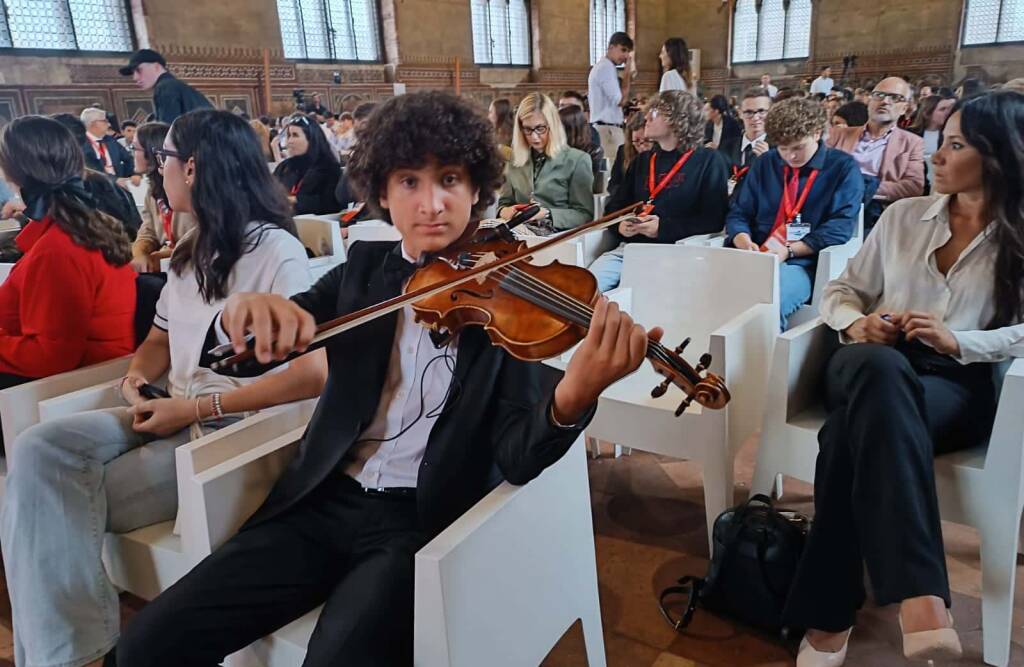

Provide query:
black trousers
left=783, top=342, right=997, bottom=632
left=0, top=372, right=32, bottom=454
left=113, top=474, right=426, bottom=667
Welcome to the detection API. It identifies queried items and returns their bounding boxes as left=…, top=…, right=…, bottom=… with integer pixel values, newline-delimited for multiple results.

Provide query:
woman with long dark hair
left=658, top=37, right=696, bottom=95
left=0, top=116, right=136, bottom=439
left=909, top=90, right=958, bottom=159
left=488, top=97, right=515, bottom=155
left=129, top=121, right=197, bottom=272
left=787, top=90, right=1024, bottom=666
left=272, top=114, right=341, bottom=215
left=559, top=104, right=605, bottom=191
left=0, top=109, right=328, bottom=667
left=704, top=94, right=740, bottom=150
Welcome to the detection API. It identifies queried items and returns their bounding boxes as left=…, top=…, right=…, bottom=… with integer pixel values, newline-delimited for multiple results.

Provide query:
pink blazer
left=827, top=125, right=925, bottom=202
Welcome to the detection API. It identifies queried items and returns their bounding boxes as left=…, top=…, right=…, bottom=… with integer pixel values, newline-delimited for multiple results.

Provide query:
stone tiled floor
left=0, top=437, right=1021, bottom=666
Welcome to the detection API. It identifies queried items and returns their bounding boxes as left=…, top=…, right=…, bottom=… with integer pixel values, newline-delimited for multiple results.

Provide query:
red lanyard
left=781, top=165, right=818, bottom=223
left=646, top=150, right=694, bottom=204
left=90, top=137, right=113, bottom=174
left=290, top=178, right=303, bottom=197
left=157, top=199, right=174, bottom=245
left=731, top=165, right=750, bottom=182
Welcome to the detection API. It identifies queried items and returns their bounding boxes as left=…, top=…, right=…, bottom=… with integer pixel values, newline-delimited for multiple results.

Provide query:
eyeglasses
left=870, top=90, right=908, bottom=104
left=521, top=124, right=549, bottom=137
left=741, top=108, right=769, bottom=118
left=152, top=148, right=187, bottom=168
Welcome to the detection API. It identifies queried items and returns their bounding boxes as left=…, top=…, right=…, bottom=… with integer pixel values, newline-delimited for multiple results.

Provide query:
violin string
left=460, top=253, right=685, bottom=374
left=459, top=252, right=679, bottom=369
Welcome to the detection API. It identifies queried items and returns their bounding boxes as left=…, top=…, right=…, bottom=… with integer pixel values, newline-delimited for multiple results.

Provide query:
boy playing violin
left=113, top=91, right=656, bottom=666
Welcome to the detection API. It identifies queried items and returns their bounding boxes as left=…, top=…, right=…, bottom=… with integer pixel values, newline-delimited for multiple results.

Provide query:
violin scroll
left=647, top=337, right=731, bottom=414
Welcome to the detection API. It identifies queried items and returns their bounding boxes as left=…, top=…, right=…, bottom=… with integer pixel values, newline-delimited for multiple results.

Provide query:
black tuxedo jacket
left=240, top=241, right=592, bottom=538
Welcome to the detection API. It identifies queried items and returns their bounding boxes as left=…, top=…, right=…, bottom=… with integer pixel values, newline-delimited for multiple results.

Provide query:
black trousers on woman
left=782, top=341, right=997, bottom=632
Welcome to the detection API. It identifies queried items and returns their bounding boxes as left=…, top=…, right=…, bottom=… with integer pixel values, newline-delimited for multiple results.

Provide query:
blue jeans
left=779, top=262, right=814, bottom=330
left=589, top=242, right=626, bottom=292
left=0, top=407, right=233, bottom=667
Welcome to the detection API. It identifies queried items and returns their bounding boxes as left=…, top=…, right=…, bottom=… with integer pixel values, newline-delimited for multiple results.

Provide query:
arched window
left=962, top=0, right=1024, bottom=45
left=0, top=0, right=134, bottom=52
left=276, top=0, right=381, bottom=61
left=471, top=0, right=532, bottom=65
left=590, top=0, right=626, bottom=65
left=732, top=0, right=812, bottom=64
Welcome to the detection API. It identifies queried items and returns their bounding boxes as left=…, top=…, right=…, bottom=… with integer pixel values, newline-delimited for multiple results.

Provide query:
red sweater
left=0, top=217, right=136, bottom=378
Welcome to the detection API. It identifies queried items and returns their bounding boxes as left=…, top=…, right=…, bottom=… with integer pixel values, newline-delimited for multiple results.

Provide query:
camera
left=292, top=88, right=306, bottom=109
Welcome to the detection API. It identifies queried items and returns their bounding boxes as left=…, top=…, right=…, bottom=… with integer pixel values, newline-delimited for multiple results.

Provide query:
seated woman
left=488, top=97, right=515, bottom=162
left=129, top=121, right=197, bottom=273
left=589, top=90, right=729, bottom=292
left=0, top=116, right=136, bottom=448
left=785, top=90, right=1024, bottom=667
left=273, top=114, right=341, bottom=215
left=0, top=109, right=328, bottom=667
left=725, top=97, right=863, bottom=330
left=497, top=92, right=594, bottom=235
left=704, top=94, right=741, bottom=150
left=559, top=105, right=606, bottom=194
left=608, top=111, right=650, bottom=199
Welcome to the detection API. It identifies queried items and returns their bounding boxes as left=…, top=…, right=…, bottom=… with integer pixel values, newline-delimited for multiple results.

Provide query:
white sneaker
left=796, top=629, right=852, bottom=667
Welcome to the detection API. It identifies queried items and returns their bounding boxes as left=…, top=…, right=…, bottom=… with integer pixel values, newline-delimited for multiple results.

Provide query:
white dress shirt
left=810, top=76, right=834, bottom=96
left=342, top=245, right=459, bottom=489
left=740, top=132, right=767, bottom=166
left=764, top=83, right=779, bottom=99
left=86, top=132, right=115, bottom=175
left=659, top=69, right=697, bottom=96
left=588, top=57, right=624, bottom=125
left=821, top=194, right=1024, bottom=364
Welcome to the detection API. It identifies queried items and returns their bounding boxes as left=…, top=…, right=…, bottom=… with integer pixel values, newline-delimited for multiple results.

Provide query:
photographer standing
left=120, top=50, right=211, bottom=124
left=304, top=92, right=329, bottom=117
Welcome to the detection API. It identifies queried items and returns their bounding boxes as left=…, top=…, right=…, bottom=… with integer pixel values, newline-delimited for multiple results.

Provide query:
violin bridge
left=471, top=251, right=500, bottom=285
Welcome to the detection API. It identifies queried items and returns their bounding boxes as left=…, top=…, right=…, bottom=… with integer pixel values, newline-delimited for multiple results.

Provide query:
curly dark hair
left=765, top=97, right=827, bottom=145
left=347, top=91, right=504, bottom=223
left=0, top=115, right=131, bottom=266
left=646, top=90, right=705, bottom=152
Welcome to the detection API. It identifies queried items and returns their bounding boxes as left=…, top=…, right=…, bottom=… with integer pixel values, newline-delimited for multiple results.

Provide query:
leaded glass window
left=0, top=0, right=131, bottom=51
left=590, top=0, right=625, bottom=66
left=276, top=0, right=381, bottom=61
left=732, top=0, right=813, bottom=63
left=963, top=0, right=1024, bottom=45
left=471, top=0, right=530, bottom=65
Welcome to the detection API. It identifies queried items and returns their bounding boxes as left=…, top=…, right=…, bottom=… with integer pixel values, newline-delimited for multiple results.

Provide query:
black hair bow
left=20, top=176, right=95, bottom=221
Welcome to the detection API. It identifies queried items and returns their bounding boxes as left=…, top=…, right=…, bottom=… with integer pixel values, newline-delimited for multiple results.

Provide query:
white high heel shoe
left=796, top=629, right=852, bottom=667
left=899, top=610, right=962, bottom=661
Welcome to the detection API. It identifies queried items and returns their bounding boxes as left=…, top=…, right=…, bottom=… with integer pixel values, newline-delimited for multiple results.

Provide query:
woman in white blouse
left=787, top=90, right=1024, bottom=667
left=658, top=37, right=697, bottom=96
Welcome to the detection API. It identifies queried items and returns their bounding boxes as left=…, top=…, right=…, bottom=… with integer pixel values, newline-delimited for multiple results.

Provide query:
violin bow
left=210, top=202, right=647, bottom=372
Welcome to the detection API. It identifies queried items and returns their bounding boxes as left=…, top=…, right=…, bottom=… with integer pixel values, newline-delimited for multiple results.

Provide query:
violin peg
left=695, top=352, right=713, bottom=374
left=674, top=337, right=691, bottom=355
left=650, top=377, right=672, bottom=398
left=675, top=394, right=695, bottom=417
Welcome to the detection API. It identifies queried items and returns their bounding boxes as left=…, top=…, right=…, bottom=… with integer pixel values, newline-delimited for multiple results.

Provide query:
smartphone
left=137, top=383, right=171, bottom=400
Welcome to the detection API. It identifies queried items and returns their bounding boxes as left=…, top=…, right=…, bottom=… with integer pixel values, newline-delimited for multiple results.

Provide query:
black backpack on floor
left=657, top=494, right=810, bottom=637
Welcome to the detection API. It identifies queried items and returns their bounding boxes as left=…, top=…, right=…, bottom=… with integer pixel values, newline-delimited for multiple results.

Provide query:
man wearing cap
left=120, top=49, right=212, bottom=124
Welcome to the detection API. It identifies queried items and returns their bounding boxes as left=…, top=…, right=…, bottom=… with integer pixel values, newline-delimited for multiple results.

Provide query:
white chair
left=751, top=318, right=1024, bottom=667
left=577, top=245, right=780, bottom=550
left=124, top=176, right=149, bottom=210
left=293, top=215, right=346, bottom=280
left=594, top=193, right=608, bottom=218
left=345, top=221, right=403, bottom=246
left=29, top=379, right=318, bottom=601
left=0, top=262, right=13, bottom=285
left=204, top=436, right=605, bottom=667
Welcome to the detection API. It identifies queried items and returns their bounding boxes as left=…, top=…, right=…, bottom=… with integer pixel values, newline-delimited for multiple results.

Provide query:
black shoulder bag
left=657, top=494, right=810, bottom=637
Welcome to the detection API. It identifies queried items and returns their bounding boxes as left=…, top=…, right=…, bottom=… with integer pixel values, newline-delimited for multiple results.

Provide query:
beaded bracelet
left=211, top=393, right=224, bottom=419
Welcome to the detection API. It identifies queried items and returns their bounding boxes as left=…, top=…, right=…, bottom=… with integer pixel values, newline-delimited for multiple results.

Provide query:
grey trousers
left=0, top=407, right=229, bottom=667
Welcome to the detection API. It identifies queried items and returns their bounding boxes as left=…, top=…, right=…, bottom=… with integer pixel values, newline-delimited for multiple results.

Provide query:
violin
left=212, top=203, right=730, bottom=414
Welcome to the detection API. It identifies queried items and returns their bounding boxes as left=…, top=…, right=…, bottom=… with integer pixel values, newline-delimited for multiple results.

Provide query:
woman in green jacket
left=497, top=93, right=594, bottom=235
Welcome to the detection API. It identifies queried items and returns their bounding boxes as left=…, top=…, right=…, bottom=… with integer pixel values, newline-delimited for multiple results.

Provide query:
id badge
left=786, top=214, right=811, bottom=242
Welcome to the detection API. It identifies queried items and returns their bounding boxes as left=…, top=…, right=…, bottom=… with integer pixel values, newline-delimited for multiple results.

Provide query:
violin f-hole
left=449, top=287, right=495, bottom=301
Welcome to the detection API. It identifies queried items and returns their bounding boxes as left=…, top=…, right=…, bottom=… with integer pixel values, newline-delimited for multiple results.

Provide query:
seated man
left=726, top=96, right=863, bottom=330
left=113, top=90, right=654, bottom=667
left=828, top=76, right=924, bottom=232
left=718, top=87, right=773, bottom=198
left=589, top=89, right=729, bottom=292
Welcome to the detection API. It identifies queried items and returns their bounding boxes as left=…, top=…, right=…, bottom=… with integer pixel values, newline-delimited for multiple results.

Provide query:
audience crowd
left=0, top=39, right=1019, bottom=667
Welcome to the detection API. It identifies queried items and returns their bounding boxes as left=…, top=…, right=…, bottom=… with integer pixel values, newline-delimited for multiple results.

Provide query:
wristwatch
left=786, top=243, right=795, bottom=261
